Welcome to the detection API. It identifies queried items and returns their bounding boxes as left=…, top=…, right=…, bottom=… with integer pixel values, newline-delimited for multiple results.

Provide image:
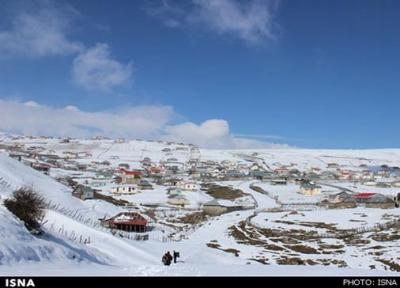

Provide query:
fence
left=250, top=184, right=324, bottom=211
left=43, top=221, right=92, bottom=245
left=45, top=201, right=150, bottom=242
left=318, top=219, right=400, bottom=239
left=0, top=177, right=13, bottom=190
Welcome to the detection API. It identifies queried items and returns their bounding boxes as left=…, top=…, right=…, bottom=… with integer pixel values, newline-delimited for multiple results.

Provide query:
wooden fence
left=318, top=219, right=400, bottom=239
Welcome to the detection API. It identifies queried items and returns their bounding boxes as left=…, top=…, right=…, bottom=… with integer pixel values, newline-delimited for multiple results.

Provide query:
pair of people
left=162, top=251, right=180, bottom=266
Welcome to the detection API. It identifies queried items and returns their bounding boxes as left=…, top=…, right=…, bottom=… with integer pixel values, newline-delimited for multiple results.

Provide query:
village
left=0, top=134, right=399, bottom=272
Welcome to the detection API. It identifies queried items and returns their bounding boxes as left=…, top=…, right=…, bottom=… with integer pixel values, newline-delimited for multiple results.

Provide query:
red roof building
left=101, top=212, right=148, bottom=232
left=119, top=168, right=143, bottom=175
left=119, top=168, right=142, bottom=184
left=353, top=192, right=376, bottom=199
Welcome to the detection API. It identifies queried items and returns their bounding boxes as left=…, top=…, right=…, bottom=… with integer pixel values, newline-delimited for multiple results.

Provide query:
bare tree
left=4, top=187, right=47, bottom=234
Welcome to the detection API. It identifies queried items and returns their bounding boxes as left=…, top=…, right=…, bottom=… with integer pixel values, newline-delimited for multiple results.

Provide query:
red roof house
left=101, top=212, right=148, bottom=232
left=353, top=192, right=376, bottom=199
left=119, top=168, right=142, bottom=184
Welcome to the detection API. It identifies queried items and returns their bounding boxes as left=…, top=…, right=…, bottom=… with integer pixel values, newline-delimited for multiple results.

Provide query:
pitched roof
left=204, top=199, right=223, bottom=207
left=353, top=192, right=376, bottom=198
left=119, top=168, right=142, bottom=175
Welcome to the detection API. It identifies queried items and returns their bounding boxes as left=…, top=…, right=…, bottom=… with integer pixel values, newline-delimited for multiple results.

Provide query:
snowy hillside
left=0, top=136, right=399, bottom=276
left=0, top=205, right=110, bottom=267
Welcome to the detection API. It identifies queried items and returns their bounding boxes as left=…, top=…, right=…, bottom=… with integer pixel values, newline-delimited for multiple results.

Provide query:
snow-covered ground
left=0, top=136, right=399, bottom=276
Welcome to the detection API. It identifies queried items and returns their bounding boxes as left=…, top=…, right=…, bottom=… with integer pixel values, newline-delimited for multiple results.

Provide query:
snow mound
left=0, top=152, right=82, bottom=209
left=0, top=205, right=108, bottom=266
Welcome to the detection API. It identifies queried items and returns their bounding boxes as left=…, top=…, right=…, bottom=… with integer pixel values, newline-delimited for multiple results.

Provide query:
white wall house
left=178, top=181, right=200, bottom=191
left=299, top=183, right=322, bottom=196
left=111, top=185, right=137, bottom=195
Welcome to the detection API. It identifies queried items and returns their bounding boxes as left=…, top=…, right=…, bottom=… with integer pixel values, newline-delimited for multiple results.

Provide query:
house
left=321, top=191, right=357, bottom=209
left=111, top=185, right=137, bottom=195
left=352, top=193, right=396, bottom=209
left=224, top=170, right=246, bottom=180
left=327, top=191, right=353, bottom=203
left=137, top=179, right=153, bottom=190
left=9, top=153, right=23, bottom=161
left=311, top=167, right=322, bottom=174
left=339, top=171, right=353, bottom=180
left=162, top=178, right=181, bottom=186
left=77, top=163, right=88, bottom=171
left=250, top=170, right=273, bottom=181
left=363, top=181, right=377, bottom=186
left=202, top=199, right=228, bottom=216
left=274, top=168, right=290, bottom=176
left=327, top=163, right=339, bottom=169
left=95, top=170, right=114, bottom=180
left=101, top=160, right=111, bottom=166
left=365, top=194, right=396, bottom=208
left=288, top=169, right=301, bottom=178
left=120, top=168, right=142, bottom=184
left=249, top=163, right=264, bottom=171
left=167, top=187, right=183, bottom=197
left=320, top=171, right=338, bottom=180
left=90, top=180, right=107, bottom=187
left=299, top=183, right=321, bottom=196
left=31, top=162, right=51, bottom=175
left=392, top=181, right=400, bottom=188
left=147, top=166, right=163, bottom=175
left=271, top=178, right=287, bottom=185
left=167, top=195, right=190, bottom=207
left=101, top=212, right=147, bottom=232
left=305, top=172, right=320, bottom=181
left=178, top=181, right=200, bottom=191
left=141, top=157, right=152, bottom=166
left=361, top=171, right=374, bottom=180
left=118, top=163, right=130, bottom=170
left=294, top=178, right=307, bottom=185
left=72, top=185, right=94, bottom=200
left=376, top=182, right=391, bottom=188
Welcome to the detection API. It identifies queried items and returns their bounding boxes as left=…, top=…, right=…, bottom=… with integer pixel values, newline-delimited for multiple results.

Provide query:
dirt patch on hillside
left=370, top=232, right=400, bottom=242
left=376, top=259, right=400, bottom=272
left=276, top=257, right=318, bottom=265
left=206, top=241, right=240, bottom=257
left=285, top=244, right=320, bottom=254
left=179, top=212, right=208, bottom=224
left=94, top=192, right=130, bottom=206
left=202, top=184, right=246, bottom=200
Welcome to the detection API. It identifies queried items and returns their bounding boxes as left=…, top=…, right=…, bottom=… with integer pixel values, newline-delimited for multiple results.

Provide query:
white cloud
left=0, top=100, right=288, bottom=149
left=72, top=43, right=133, bottom=92
left=0, top=99, right=172, bottom=139
left=163, top=119, right=288, bottom=149
left=146, top=0, right=280, bottom=44
left=0, top=2, right=82, bottom=58
left=190, top=0, right=278, bottom=44
left=0, top=2, right=132, bottom=93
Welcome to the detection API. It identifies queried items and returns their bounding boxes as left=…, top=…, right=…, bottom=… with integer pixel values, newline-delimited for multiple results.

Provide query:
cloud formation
left=163, top=119, right=288, bottom=149
left=0, top=1, right=133, bottom=92
left=0, top=1, right=82, bottom=58
left=0, top=99, right=172, bottom=139
left=146, top=0, right=280, bottom=44
left=0, top=100, right=287, bottom=149
left=72, top=43, right=133, bottom=92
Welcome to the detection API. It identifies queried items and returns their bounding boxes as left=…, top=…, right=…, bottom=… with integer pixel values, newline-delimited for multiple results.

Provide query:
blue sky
left=0, top=0, right=399, bottom=149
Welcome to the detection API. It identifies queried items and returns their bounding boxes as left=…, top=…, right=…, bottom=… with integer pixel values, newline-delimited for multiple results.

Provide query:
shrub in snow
left=4, top=187, right=46, bottom=234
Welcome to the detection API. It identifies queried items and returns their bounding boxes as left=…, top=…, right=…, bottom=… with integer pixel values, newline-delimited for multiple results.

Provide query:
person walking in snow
left=173, top=250, right=180, bottom=263
left=162, top=251, right=173, bottom=266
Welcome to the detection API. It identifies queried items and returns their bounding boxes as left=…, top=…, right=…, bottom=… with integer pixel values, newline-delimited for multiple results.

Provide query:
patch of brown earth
left=376, top=259, right=400, bottom=272
left=285, top=245, right=320, bottom=254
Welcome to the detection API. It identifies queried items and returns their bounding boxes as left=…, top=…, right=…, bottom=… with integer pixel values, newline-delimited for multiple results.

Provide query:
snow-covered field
left=0, top=135, right=399, bottom=276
